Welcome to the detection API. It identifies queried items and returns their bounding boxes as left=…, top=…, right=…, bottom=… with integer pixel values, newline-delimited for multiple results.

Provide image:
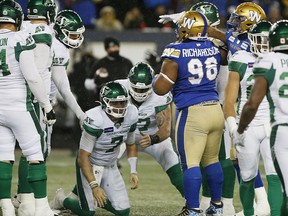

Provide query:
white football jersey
left=82, top=104, right=138, bottom=166
left=117, top=79, right=173, bottom=144
left=229, top=50, right=270, bottom=125
left=253, top=52, right=288, bottom=126
left=22, top=21, right=53, bottom=98
left=50, top=37, right=70, bottom=101
left=0, top=29, right=36, bottom=111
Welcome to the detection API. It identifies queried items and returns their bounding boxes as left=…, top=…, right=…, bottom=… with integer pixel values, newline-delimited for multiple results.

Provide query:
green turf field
left=1, top=149, right=267, bottom=216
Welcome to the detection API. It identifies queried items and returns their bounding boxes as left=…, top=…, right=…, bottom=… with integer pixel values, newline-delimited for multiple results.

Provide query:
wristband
left=149, top=134, right=160, bottom=145
left=89, top=180, right=99, bottom=190
left=128, top=157, right=137, bottom=174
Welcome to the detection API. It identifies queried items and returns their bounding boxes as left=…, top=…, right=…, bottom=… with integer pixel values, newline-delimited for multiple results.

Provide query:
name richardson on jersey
left=182, top=46, right=220, bottom=58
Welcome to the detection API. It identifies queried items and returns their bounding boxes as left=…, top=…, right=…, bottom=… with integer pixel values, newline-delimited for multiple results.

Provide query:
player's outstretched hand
left=158, top=12, right=184, bottom=24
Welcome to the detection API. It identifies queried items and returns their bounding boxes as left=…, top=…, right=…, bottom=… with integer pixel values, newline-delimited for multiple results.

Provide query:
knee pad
left=21, top=136, right=44, bottom=161
left=241, top=169, right=258, bottom=182
left=160, top=147, right=179, bottom=171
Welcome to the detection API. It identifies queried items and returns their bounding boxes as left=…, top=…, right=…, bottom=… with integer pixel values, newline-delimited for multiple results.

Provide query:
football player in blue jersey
left=154, top=11, right=228, bottom=216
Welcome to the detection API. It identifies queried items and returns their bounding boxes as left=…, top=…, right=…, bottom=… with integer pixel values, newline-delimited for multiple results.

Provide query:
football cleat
left=205, top=201, right=223, bottom=216
left=50, top=188, right=66, bottom=210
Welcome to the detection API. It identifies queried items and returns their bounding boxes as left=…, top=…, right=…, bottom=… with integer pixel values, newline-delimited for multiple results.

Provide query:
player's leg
left=11, top=110, right=57, bottom=216
left=176, top=107, right=206, bottom=215
left=202, top=104, right=224, bottom=215
left=237, top=126, right=261, bottom=216
left=271, top=125, right=288, bottom=216
left=260, top=125, right=282, bottom=216
left=60, top=160, right=95, bottom=215
left=220, top=127, right=236, bottom=215
left=101, top=164, right=130, bottom=216
left=200, top=127, right=236, bottom=215
left=15, top=103, right=48, bottom=214
left=141, top=138, right=184, bottom=197
left=0, top=112, right=17, bottom=216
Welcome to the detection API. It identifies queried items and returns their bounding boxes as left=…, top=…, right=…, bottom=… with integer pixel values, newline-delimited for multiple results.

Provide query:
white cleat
left=17, top=193, right=35, bottom=216
left=35, top=197, right=58, bottom=216
left=49, top=188, right=66, bottom=210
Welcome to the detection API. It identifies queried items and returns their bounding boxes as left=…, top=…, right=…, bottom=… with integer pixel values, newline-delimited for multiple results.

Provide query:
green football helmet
left=269, top=20, right=288, bottom=51
left=100, top=81, right=129, bottom=118
left=248, top=20, right=271, bottom=55
left=128, top=62, right=154, bottom=102
left=27, top=0, right=56, bottom=24
left=190, top=2, right=220, bottom=27
left=0, top=0, right=23, bottom=30
left=54, top=10, right=85, bottom=48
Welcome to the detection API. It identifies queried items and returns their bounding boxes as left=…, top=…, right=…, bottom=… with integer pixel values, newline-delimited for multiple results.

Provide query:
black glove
left=43, top=108, right=56, bottom=126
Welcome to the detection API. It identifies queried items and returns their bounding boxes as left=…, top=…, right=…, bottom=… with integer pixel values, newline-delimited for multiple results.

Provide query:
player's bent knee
left=21, top=136, right=43, bottom=161
left=201, top=157, right=219, bottom=168
left=241, top=170, right=257, bottom=182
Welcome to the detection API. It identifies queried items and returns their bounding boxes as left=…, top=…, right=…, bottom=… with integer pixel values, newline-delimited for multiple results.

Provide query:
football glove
left=231, top=129, right=245, bottom=150
left=158, top=12, right=184, bottom=24
left=43, top=108, right=56, bottom=126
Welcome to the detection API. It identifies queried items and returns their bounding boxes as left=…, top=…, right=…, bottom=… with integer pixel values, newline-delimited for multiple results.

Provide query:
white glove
left=158, top=12, right=185, bottom=24
left=43, top=107, right=56, bottom=126
left=231, top=129, right=245, bottom=150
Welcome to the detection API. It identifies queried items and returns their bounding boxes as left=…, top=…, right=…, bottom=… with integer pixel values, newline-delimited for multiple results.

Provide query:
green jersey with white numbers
left=253, top=52, right=288, bottom=126
left=82, top=104, right=138, bottom=166
left=0, top=29, right=36, bottom=111
left=229, top=50, right=270, bottom=125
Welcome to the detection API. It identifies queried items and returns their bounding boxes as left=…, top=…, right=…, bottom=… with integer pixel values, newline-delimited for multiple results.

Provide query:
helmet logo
left=280, top=38, right=286, bottom=44
left=197, top=5, right=212, bottom=14
left=182, top=17, right=196, bottom=29
left=101, top=86, right=111, bottom=97
left=249, top=10, right=261, bottom=22
left=57, top=16, right=69, bottom=27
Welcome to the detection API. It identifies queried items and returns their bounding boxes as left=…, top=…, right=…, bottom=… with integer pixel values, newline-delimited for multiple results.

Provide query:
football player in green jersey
left=236, top=20, right=288, bottom=216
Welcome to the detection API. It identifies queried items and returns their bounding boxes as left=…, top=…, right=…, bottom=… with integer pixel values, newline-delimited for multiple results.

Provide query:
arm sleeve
left=217, top=65, right=229, bottom=105
left=51, top=65, right=85, bottom=119
left=126, top=131, right=135, bottom=145
left=19, top=50, right=52, bottom=112
left=34, top=43, right=50, bottom=75
left=79, top=130, right=97, bottom=153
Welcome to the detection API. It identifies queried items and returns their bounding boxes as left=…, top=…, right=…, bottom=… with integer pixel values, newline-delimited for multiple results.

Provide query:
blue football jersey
left=226, top=31, right=250, bottom=55
left=161, top=39, right=221, bottom=109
